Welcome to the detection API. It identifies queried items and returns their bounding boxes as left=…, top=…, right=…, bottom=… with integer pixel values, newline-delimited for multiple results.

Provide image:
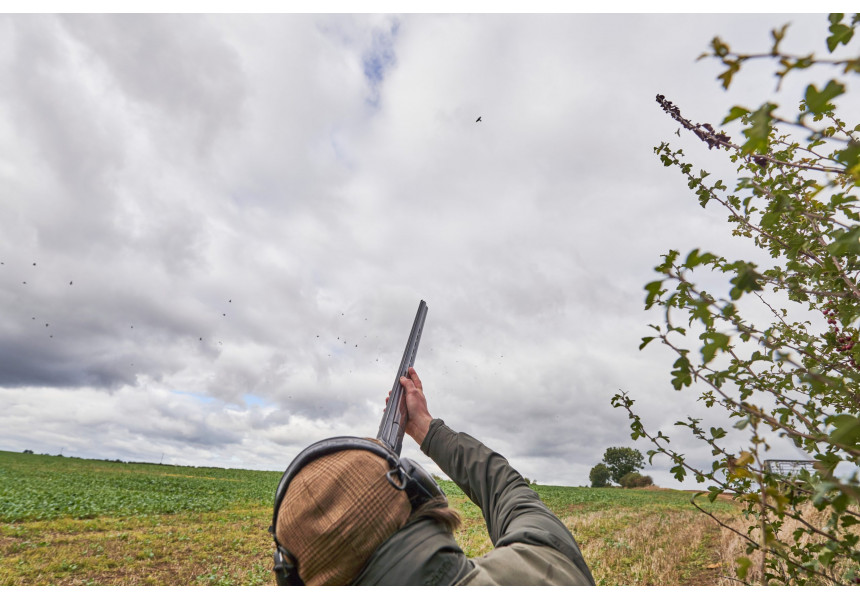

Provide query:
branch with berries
left=655, top=94, right=846, bottom=174
left=823, top=300, right=858, bottom=367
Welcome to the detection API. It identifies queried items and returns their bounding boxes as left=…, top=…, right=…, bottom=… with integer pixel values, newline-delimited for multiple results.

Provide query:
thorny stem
left=658, top=334, right=860, bottom=458
left=754, top=429, right=767, bottom=586
left=656, top=95, right=846, bottom=174
left=619, top=388, right=853, bottom=582
left=689, top=497, right=843, bottom=585
left=806, top=215, right=860, bottom=302
left=668, top=269, right=840, bottom=380
left=724, top=51, right=857, bottom=67
left=665, top=268, right=860, bottom=398
left=616, top=390, right=849, bottom=584
left=678, top=161, right=827, bottom=269
left=724, top=345, right=823, bottom=438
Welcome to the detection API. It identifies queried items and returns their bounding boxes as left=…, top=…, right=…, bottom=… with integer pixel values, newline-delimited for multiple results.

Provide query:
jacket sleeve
left=420, top=419, right=594, bottom=585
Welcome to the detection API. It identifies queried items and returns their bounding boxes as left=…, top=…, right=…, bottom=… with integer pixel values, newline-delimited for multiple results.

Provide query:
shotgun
left=376, top=300, right=428, bottom=456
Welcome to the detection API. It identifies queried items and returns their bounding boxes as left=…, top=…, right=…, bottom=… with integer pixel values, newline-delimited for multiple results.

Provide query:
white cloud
left=0, top=13, right=838, bottom=488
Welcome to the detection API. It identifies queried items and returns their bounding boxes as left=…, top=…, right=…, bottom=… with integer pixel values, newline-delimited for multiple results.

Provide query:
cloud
left=0, top=13, right=833, bottom=487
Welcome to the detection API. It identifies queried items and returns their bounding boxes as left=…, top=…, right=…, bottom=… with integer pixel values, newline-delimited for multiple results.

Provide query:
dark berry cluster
left=656, top=94, right=732, bottom=150
left=823, top=300, right=857, bottom=367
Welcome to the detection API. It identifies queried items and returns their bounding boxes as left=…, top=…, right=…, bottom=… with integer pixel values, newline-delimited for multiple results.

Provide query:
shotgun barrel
left=376, top=300, right=428, bottom=455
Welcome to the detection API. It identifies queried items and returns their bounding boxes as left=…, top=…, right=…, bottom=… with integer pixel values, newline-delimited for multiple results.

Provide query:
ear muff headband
left=272, top=437, right=402, bottom=533
left=270, top=436, right=445, bottom=585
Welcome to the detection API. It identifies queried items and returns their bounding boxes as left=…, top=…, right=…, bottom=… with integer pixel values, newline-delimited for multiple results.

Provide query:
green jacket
left=352, top=419, right=594, bottom=585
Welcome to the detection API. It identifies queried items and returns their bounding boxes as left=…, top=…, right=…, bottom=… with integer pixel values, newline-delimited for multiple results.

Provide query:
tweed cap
left=275, top=446, right=413, bottom=586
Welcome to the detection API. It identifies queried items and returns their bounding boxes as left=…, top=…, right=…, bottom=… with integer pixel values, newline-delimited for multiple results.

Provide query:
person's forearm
left=419, top=419, right=594, bottom=583
left=419, top=419, right=520, bottom=538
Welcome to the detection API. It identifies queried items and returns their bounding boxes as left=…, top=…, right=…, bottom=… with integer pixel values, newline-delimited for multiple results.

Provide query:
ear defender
left=270, top=436, right=444, bottom=585
left=270, top=538, right=303, bottom=586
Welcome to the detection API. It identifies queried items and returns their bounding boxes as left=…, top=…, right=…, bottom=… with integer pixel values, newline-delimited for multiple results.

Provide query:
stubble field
left=0, top=450, right=742, bottom=585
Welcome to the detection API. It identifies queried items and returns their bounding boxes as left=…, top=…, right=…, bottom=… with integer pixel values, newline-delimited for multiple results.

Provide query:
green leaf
left=644, top=280, right=664, bottom=308
left=671, top=355, right=693, bottom=390
left=729, top=264, right=763, bottom=300
left=770, top=24, right=789, bottom=52
left=760, top=193, right=791, bottom=228
left=835, top=142, right=860, bottom=181
left=832, top=492, right=849, bottom=513
left=718, top=61, right=741, bottom=90
left=827, top=22, right=854, bottom=52
left=804, top=80, right=845, bottom=115
left=701, top=332, right=730, bottom=364
left=841, top=515, right=860, bottom=527
left=740, top=103, right=776, bottom=155
left=736, top=556, right=751, bottom=579
left=669, top=464, right=687, bottom=481
left=684, top=249, right=718, bottom=268
left=639, top=336, right=655, bottom=350
left=711, top=36, right=730, bottom=57
left=722, top=106, right=749, bottom=125
left=707, top=487, right=721, bottom=502
left=828, top=414, right=860, bottom=448
left=827, top=226, right=860, bottom=257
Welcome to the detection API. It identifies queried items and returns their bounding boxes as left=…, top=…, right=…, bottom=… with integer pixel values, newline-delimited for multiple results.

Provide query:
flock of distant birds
left=4, top=127, right=504, bottom=374
left=4, top=116, right=489, bottom=346
left=3, top=253, right=506, bottom=378
left=3, top=259, right=238, bottom=345
left=5, top=260, right=62, bottom=339
left=1, top=258, right=418, bottom=368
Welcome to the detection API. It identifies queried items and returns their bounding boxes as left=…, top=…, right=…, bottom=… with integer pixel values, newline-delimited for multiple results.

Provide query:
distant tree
left=619, top=472, right=654, bottom=488
left=589, top=462, right=612, bottom=488
left=602, top=447, right=645, bottom=485
left=23, top=449, right=34, bottom=454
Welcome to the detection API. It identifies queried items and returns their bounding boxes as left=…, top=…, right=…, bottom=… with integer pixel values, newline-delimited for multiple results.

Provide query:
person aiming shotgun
left=269, top=301, right=594, bottom=585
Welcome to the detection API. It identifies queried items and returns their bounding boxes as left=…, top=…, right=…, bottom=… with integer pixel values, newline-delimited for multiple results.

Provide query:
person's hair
left=405, top=496, right=462, bottom=533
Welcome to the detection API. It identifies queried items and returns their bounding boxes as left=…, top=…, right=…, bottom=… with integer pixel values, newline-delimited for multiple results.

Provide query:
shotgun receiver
left=376, top=300, right=428, bottom=456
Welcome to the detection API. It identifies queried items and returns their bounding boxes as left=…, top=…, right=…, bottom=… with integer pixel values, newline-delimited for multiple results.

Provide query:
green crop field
left=0, top=450, right=742, bottom=585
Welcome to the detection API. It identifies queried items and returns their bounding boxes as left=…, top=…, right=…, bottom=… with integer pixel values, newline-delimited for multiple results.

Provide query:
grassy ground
left=1, top=450, right=741, bottom=585
left=439, top=480, right=740, bottom=586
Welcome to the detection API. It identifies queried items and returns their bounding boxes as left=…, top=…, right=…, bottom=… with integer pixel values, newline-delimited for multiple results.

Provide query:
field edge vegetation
left=1, top=451, right=741, bottom=585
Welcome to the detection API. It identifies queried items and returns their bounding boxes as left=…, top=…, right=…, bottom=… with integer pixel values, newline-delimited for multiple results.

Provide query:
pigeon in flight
left=476, top=116, right=482, bottom=123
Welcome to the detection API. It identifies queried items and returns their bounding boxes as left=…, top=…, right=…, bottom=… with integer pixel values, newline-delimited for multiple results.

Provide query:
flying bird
left=476, top=116, right=482, bottom=123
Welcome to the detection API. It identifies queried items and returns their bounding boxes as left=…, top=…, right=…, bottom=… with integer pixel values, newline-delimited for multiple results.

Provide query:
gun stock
left=377, top=300, right=428, bottom=456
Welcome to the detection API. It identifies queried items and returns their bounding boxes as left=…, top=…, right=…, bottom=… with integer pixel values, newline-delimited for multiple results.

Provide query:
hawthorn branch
left=656, top=95, right=846, bottom=174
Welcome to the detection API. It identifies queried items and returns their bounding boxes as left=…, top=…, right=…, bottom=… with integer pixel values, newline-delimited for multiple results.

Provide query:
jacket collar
left=351, top=518, right=473, bottom=585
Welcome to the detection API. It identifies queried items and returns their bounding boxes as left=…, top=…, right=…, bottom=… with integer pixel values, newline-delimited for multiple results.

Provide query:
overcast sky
left=0, top=12, right=843, bottom=487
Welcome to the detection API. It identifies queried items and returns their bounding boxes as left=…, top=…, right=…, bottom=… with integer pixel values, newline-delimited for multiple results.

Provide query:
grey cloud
left=0, top=13, right=832, bottom=487
left=59, top=14, right=247, bottom=155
